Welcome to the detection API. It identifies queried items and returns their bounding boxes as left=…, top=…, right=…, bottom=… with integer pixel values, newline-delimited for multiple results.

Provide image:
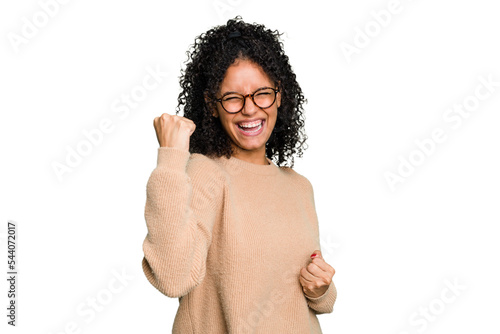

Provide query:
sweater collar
left=219, top=155, right=279, bottom=176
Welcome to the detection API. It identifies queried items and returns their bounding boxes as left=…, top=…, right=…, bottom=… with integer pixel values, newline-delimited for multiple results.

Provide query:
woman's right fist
left=153, top=113, right=196, bottom=151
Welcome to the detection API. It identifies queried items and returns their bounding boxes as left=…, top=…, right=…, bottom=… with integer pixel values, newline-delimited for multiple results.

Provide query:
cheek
left=269, top=110, right=278, bottom=126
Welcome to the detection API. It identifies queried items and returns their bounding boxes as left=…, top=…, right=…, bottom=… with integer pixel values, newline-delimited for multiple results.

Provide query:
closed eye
left=223, top=96, right=241, bottom=101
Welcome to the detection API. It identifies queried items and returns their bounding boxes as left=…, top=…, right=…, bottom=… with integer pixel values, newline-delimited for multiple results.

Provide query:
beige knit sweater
left=142, top=147, right=337, bottom=333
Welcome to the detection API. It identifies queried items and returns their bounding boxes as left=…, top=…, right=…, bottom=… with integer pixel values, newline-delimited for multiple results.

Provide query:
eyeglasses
left=212, top=87, right=280, bottom=114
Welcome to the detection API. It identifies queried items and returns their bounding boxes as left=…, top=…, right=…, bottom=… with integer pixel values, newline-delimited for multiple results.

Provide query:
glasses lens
left=221, top=95, right=244, bottom=113
left=220, top=88, right=277, bottom=113
left=253, top=88, right=276, bottom=109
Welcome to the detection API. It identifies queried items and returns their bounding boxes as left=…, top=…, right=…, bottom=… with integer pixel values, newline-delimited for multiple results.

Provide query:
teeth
left=239, top=120, right=262, bottom=128
left=239, top=122, right=262, bottom=133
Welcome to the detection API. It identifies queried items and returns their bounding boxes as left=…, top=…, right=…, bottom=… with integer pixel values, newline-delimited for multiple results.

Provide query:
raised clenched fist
left=153, top=113, right=196, bottom=151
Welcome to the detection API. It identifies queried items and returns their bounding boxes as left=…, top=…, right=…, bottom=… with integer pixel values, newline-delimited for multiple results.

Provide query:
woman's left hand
left=299, top=250, right=335, bottom=299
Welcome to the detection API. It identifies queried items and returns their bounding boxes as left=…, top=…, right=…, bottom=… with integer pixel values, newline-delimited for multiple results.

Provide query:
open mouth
left=236, top=119, right=265, bottom=135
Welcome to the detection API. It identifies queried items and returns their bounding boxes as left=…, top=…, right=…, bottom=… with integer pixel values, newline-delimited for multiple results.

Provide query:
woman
left=142, top=17, right=337, bottom=333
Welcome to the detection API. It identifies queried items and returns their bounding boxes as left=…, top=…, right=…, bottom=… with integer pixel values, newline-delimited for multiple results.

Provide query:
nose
left=241, top=95, right=259, bottom=116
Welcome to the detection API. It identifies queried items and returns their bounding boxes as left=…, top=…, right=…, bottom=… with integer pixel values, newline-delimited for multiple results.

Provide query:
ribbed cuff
left=157, top=147, right=191, bottom=170
left=306, top=280, right=334, bottom=302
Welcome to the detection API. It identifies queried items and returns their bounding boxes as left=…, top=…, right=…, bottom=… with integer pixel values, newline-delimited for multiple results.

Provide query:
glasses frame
left=213, top=86, right=280, bottom=114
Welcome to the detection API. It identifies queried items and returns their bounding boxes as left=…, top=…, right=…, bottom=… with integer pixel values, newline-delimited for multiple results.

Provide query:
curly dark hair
left=175, top=16, right=308, bottom=168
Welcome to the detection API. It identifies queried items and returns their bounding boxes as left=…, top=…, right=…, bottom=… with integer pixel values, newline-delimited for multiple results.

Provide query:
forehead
left=219, top=59, right=274, bottom=93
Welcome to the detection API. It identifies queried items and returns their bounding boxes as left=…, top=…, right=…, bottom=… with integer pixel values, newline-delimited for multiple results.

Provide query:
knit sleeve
left=305, top=279, right=337, bottom=314
left=141, top=147, right=224, bottom=298
left=299, top=174, right=338, bottom=314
